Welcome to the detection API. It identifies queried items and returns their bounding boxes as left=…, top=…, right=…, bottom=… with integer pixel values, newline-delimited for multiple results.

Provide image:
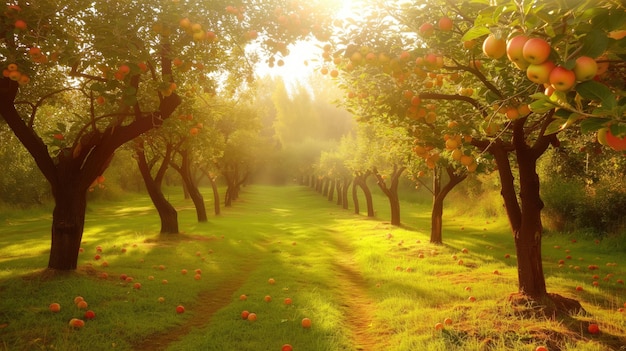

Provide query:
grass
left=0, top=185, right=625, bottom=350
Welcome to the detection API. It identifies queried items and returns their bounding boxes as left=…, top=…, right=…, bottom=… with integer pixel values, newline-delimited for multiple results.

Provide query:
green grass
left=0, top=185, right=625, bottom=350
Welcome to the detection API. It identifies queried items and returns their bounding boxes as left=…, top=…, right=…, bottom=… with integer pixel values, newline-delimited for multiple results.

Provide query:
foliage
left=539, top=146, right=626, bottom=235
left=0, top=126, right=49, bottom=205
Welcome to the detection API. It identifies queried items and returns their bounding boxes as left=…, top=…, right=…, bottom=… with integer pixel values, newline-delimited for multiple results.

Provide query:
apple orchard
left=320, top=0, right=625, bottom=309
left=0, top=0, right=625, bottom=327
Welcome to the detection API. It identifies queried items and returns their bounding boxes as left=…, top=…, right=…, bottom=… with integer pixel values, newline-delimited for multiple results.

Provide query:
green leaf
left=609, top=123, right=626, bottom=137
left=89, top=83, right=106, bottom=92
left=576, top=80, right=616, bottom=109
left=580, top=117, right=610, bottom=134
left=579, top=29, right=609, bottom=58
left=122, top=95, right=137, bottom=106
left=529, top=99, right=556, bottom=114
left=545, top=113, right=581, bottom=135
left=544, top=118, right=566, bottom=135
left=461, top=26, right=491, bottom=42
left=123, top=87, right=137, bottom=96
left=563, top=59, right=576, bottom=70
left=529, top=93, right=558, bottom=113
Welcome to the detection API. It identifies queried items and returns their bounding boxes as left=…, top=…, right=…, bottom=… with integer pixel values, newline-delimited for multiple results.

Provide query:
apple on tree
left=482, top=34, right=506, bottom=59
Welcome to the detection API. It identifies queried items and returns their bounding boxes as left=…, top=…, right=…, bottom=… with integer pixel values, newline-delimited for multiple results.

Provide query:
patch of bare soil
left=505, top=292, right=626, bottom=351
left=132, top=261, right=256, bottom=351
left=506, top=292, right=585, bottom=319
left=328, top=236, right=389, bottom=351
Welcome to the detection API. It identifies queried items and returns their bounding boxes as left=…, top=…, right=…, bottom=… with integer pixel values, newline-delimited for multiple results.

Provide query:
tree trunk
left=352, top=177, right=360, bottom=215
left=322, top=177, right=329, bottom=197
left=484, top=118, right=551, bottom=299
left=173, top=150, right=207, bottom=222
left=135, top=140, right=179, bottom=234
left=341, top=176, right=351, bottom=210
left=48, top=182, right=87, bottom=270
left=356, top=171, right=375, bottom=217
left=210, top=176, right=221, bottom=215
left=373, top=166, right=405, bottom=226
left=182, top=181, right=190, bottom=199
left=515, top=146, right=547, bottom=298
left=200, top=167, right=221, bottom=216
left=327, top=178, right=335, bottom=201
left=223, top=164, right=235, bottom=207
left=430, top=166, right=467, bottom=244
left=335, top=179, right=342, bottom=206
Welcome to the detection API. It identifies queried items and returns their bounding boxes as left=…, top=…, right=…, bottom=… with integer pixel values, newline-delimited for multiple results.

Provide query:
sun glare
left=254, top=0, right=361, bottom=90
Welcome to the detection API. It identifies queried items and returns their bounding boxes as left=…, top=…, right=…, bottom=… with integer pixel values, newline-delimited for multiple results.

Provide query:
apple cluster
left=3, top=4, right=27, bottom=31
left=1, top=63, right=30, bottom=85
left=482, top=34, right=601, bottom=94
left=179, top=17, right=218, bottom=43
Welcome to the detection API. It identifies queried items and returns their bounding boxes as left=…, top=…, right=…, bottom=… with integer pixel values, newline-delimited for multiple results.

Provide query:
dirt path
left=327, top=235, right=388, bottom=351
left=132, top=260, right=256, bottom=351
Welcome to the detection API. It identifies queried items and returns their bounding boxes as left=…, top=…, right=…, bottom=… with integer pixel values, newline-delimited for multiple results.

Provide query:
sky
left=254, top=40, right=321, bottom=89
left=254, top=0, right=360, bottom=91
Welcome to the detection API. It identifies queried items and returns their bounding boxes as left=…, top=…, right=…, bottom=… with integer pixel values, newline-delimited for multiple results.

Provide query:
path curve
left=132, top=261, right=256, bottom=351
left=327, top=235, right=389, bottom=351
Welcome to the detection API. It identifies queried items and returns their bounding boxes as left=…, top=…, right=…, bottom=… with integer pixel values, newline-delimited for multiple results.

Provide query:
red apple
left=438, top=17, right=453, bottom=31
left=247, top=312, right=257, bottom=322
left=549, top=66, right=576, bottom=91
left=523, top=38, right=551, bottom=64
left=14, top=19, right=27, bottom=30
left=69, top=318, right=85, bottom=328
left=176, top=305, right=185, bottom=314
left=419, top=23, right=434, bottom=37
left=526, top=61, right=555, bottom=84
left=573, top=56, right=598, bottom=81
left=482, top=34, right=506, bottom=59
left=49, top=303, right=61, bottom=312
left=282, top=344, right=293, bottom=351
left=241, top=310, right=250, bottom=319
left=84, top=310, right=96, bottom=319
left=606, top=128, right=626, bottom=151
left=302, top=317, right=312, bottom=328
left=588, top=323, right=600, bottom=334
left=506, top=35, right=529, bottom=69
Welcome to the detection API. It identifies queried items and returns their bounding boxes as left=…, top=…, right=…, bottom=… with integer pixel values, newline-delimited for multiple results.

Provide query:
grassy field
left=0, top=185, right=625, bottom=351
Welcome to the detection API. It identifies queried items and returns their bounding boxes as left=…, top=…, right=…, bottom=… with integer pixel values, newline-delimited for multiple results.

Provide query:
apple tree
left=0, top=0, right=333, bottom=270
left=325, top=0, right=625, bottom=309
left=323, top=29, right=476, bottom=241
